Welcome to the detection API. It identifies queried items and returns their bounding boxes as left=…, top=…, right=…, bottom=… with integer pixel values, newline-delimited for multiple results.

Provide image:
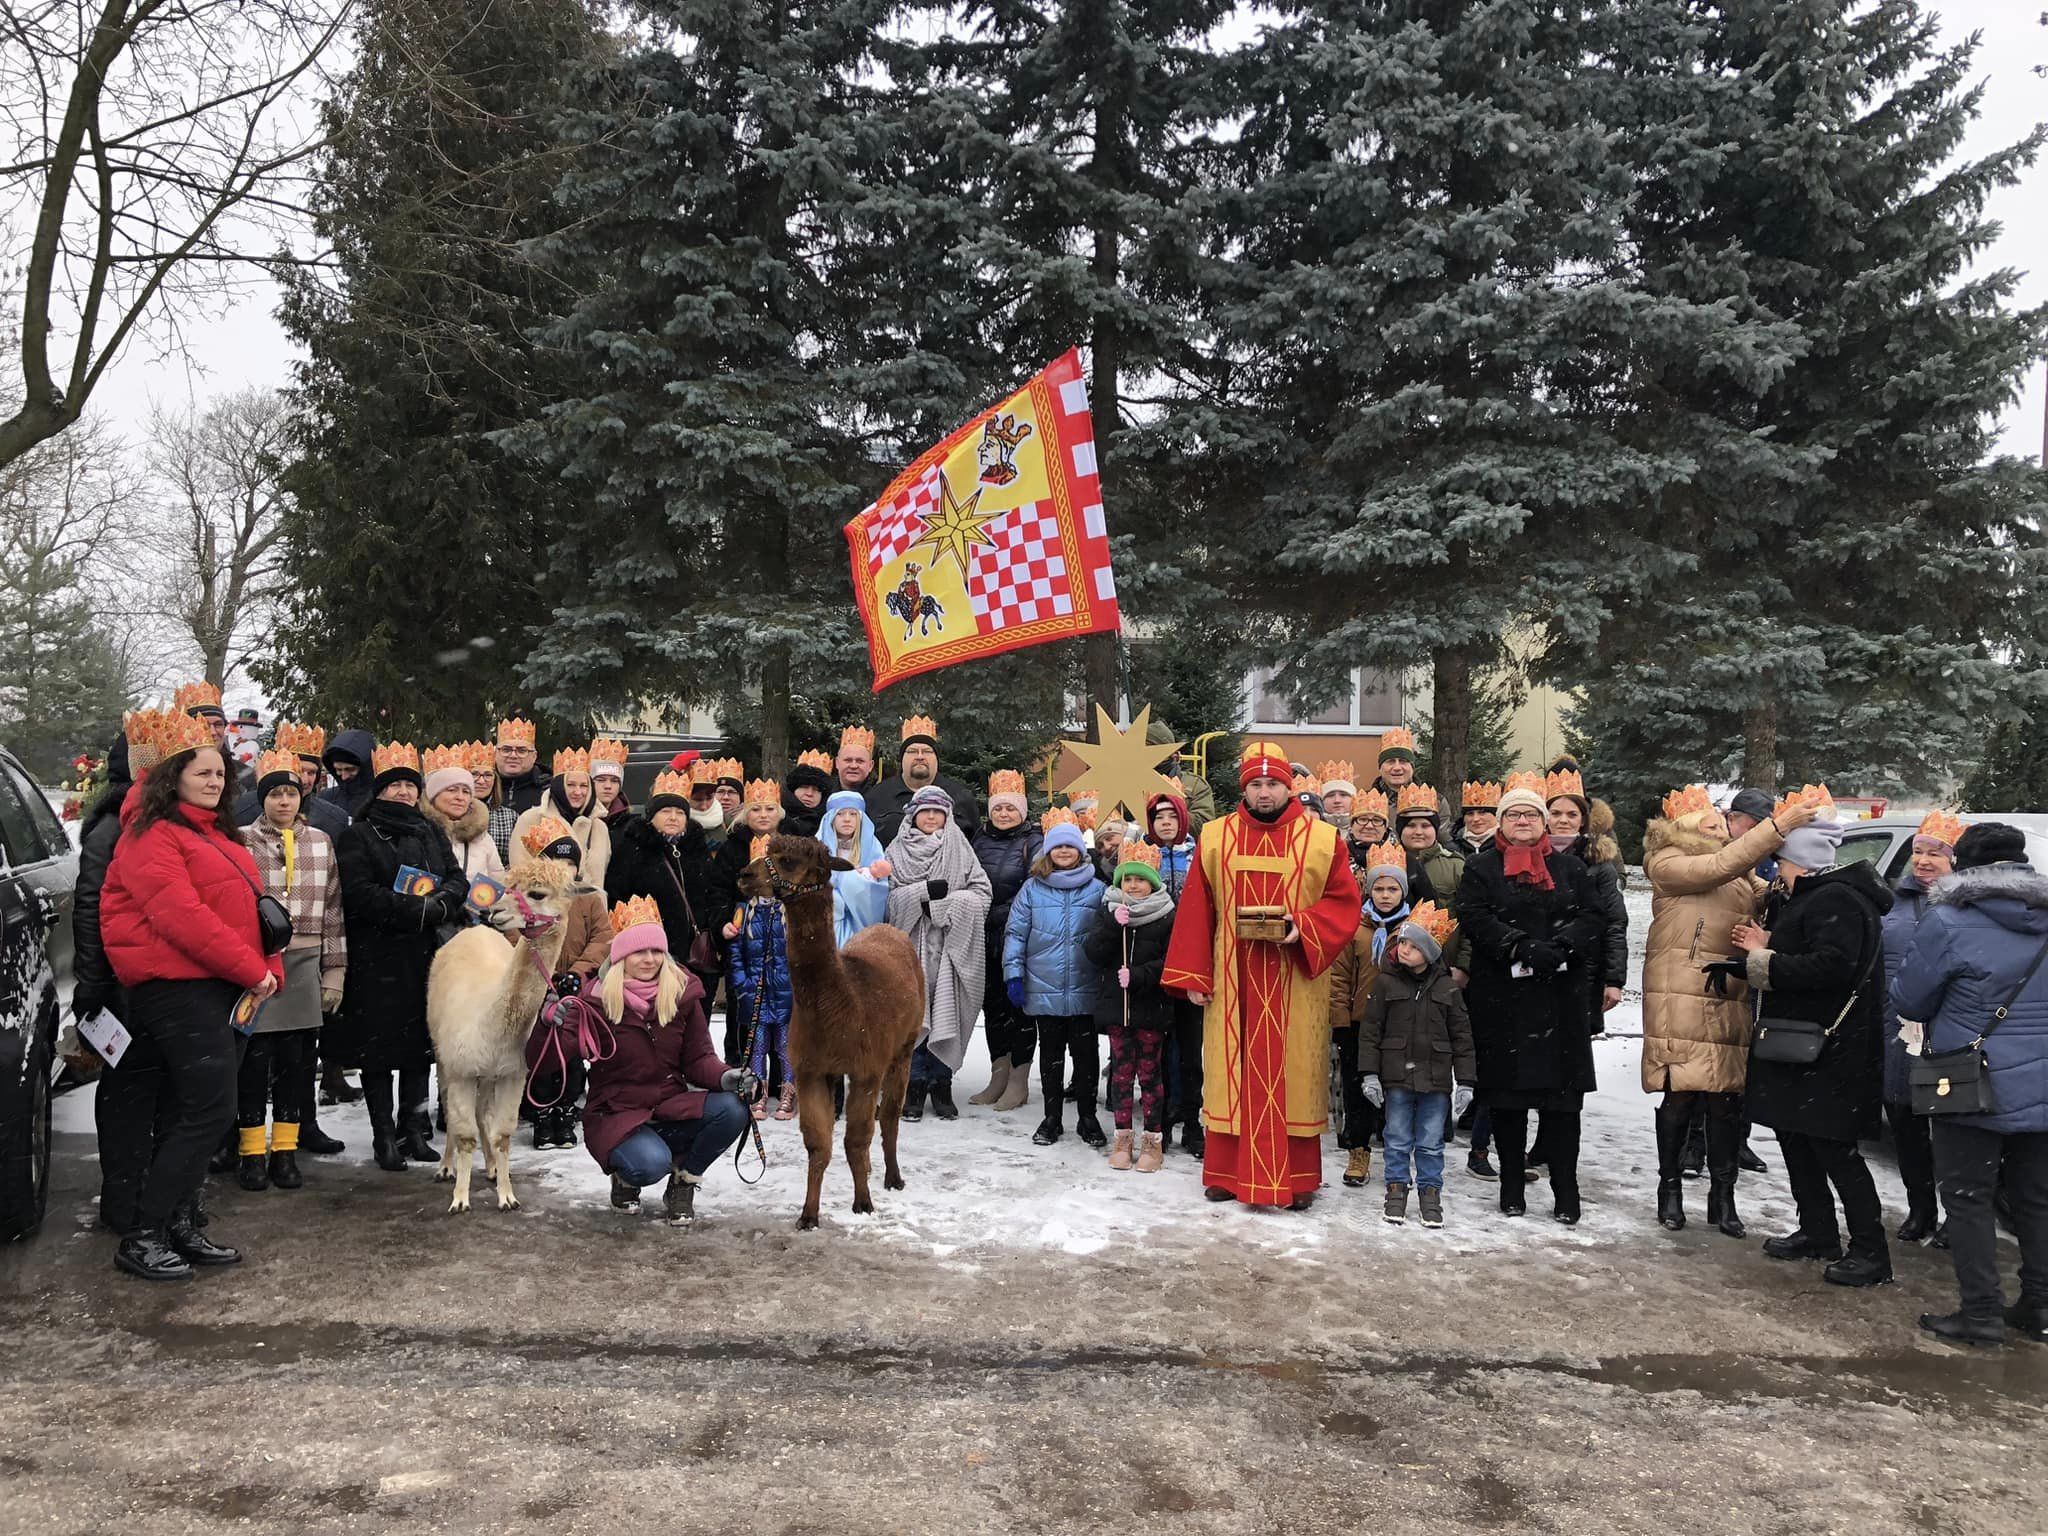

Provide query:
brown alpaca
left=740, top=835, right=925, bottom=1229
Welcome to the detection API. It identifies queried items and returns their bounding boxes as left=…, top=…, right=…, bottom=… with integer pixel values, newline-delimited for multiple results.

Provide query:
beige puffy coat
left=1639, top=816, right=1786, bottom=1094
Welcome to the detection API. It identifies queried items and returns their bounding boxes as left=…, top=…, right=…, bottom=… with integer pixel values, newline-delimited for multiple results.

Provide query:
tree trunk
left=760, top=641, right=791, bottom=782
left=1743, top=691, right=1779, bottom=793
left=1431, top=647, right=1474, bottom=793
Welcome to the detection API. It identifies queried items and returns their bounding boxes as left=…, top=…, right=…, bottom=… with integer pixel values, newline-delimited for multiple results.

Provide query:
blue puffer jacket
left=1880, top=874, right=1934, bottom=1105
left=1891, top=862, right=2048, bottom=1135
left=1151, top=838, right=1196, bottom=903
left=729, top=897, right=793, bottom=1033
left=1004, top=869, right=1106, bottom=1018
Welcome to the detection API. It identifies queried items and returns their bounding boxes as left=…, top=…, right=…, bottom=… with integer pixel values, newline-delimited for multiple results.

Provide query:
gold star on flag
left=1060, top=704, right=1183, bottom=822
left=912, top=468, right=1001, bottom=578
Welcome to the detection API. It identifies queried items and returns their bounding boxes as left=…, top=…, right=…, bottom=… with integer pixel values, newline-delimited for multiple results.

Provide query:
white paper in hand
left=1899, top=1018, right=1926, bottom=1057
left=78, top=1009, right=131, bottom=1069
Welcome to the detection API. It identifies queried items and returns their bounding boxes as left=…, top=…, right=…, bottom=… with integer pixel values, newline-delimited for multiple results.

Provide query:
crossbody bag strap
left=1824, top=892, right=1885, bottom=1035
left=1970, top=932, right=2048, bottom=1049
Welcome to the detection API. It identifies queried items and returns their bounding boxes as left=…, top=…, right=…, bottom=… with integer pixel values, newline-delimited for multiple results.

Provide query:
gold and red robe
left=1161, top=798, right=1361, bottom=1204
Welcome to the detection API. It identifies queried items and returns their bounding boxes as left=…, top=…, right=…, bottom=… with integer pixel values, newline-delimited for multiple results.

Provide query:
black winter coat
left=1455, top=847, right=1605, bottom=1109
left=1083, top=905, right=1174, bottom=1033
left=604, top=813, right=710, bottom=968
left=500, top=766, right=549, bottom=816
left=1555, top=832, right=1629, bottom=1032
left=973, top=821, right=1044, bottom=969
left=1745, top=861, right=1892, bottom=1144
left=70, top=781, right=131, bottom=1019
left=335, top=799, right=461, bottom=1070
left=865, top=773, right=982, bottom=844
left=234, top=783, right=348, bottom=839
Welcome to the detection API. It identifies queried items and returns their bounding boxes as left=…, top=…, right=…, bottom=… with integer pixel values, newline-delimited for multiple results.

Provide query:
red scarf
left=1501, top=842, right=1554, bottom=890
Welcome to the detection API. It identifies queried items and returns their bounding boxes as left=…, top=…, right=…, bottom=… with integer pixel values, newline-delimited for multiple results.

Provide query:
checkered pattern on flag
left=845, top=349, right=1120, bottom=692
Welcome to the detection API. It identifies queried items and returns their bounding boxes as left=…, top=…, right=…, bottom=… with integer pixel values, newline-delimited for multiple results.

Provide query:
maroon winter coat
left=581, top=971, right=726, bottom=1172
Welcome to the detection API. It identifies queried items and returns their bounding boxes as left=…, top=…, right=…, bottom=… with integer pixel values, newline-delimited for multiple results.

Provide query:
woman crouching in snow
left=582, top=897, right=762, bottom=1225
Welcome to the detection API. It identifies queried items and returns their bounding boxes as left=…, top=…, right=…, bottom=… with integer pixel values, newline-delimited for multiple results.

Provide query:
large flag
left=845, top=349, right=1119, bottom=691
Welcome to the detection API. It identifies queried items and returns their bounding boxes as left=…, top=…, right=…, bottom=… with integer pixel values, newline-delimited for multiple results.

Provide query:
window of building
left=1247, top=667, right=1406, bottom=733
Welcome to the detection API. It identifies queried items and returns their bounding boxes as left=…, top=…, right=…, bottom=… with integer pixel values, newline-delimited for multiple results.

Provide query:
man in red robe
left=1163, top=740, right=1362, bottom=1208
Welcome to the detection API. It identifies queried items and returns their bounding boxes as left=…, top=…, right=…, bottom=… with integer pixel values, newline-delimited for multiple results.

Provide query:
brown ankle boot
left=1108, top=1128, right=1134, bottom=1171
left=1135, top=1132, right=1164, bottom=1173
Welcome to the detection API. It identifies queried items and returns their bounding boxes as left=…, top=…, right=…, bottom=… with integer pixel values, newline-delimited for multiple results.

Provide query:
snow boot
left=1823, top=1248, right=1893, bottom=1288
left=1074, top=1107, right=1107, bottom=1149
left=1136, top=1133, right=1164, bottom=1173
left=1383, top=1182, right=1408, bottom=1225
left=929, top=1081, right=960, bottom=1121
left=969, top=1057, right=1011, bottom=1106
left=1343, top=1146, right=1371, bottom=1188
left=1109, top=1129, right=1134, bottom=1171
left=1654, top=1098, right=1688, bottom=1230
left=1417, top=1186, right=1443, bottom=1229
left=664, top=1168, right=700, bottom=1227
left=610, top=1173, right=640, bottom=1210
left=267, top=1151, right=303, bottom=1190
left=1898, top=1202, right=1940, bottom=1245
left=236, top=1154, right=270, bottom=1193
left=901, top=1082, right=928, bottom=1122
left=775, top=1083, right=798, bottom=1121
left=1031, top=1115, right=1062, bottom=1147
left=992, top=1069, right=1031, bottom=1112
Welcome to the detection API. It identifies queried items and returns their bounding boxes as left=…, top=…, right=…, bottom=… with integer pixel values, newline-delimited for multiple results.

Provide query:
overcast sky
left=91, top=0, right=2048, bottom=462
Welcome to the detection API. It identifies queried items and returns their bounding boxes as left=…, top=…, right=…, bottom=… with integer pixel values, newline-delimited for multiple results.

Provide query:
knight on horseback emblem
left=885, top=562, right=945, bottom=640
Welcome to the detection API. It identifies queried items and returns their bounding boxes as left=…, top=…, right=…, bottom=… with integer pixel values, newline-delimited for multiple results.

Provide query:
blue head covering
left=818, top=790, right=887, bottom=944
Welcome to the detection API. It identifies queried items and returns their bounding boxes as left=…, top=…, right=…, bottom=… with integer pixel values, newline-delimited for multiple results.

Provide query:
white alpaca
left=427, top=859, right=592, bottom=1213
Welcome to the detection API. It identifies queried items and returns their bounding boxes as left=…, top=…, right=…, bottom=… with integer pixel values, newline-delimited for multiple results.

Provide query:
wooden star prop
left=912, top=467, right=1001, bottom=578
left=1060, top=704, right=1182, bottom=822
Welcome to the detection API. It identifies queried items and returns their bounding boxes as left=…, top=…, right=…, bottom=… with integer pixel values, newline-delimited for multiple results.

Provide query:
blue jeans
left=607, top=1093, right=748, bottom=1186
left=910, top=1040, right=951, bottom=1088
left=1384, top=1088, right=1450, bottom=1191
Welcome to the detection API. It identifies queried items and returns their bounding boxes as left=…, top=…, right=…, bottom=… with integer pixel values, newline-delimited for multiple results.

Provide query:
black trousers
left=1659, top=1090, right=1742, bottom=1177
left=1496, top=1106, right=1581, bottom=1205
left=1333, top=1027, right=1379, bottom=1150
left=981, top=974, right=1036, bottom=1069
left=1932, top=1120, right=2048, bottom=1318
left=527, top=1055, right=587, bottom=1114
left=1166, top=999, right=1203, bottom=1131
left=1777, top=1130, right=1886, bottom=1256
left=95, top=1010, right=177, bottom=1233
left=123, top=979, right=247, bottom=1233
left=237, top=1032, right=312, bottom=1127
left=1035, top=1015, right=1099, bottom=1124
left=362, top=1065, right=432, bottom=1127
left=1885, top=1100, right=1939, bottom=1216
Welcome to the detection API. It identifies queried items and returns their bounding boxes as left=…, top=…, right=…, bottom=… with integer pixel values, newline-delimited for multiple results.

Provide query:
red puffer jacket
left=101, top=788, right=281, bottom=992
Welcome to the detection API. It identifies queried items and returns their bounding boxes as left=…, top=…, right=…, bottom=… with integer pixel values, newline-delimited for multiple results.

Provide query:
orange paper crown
left=123, top=707, right=213, bottom=772
left=901, top=715, right=938, bottom=744
left=174, top=681, right=223, bottom=715
left=588, top=737, right=628, bottom=776
left=496, top=718, right=537, bottom=748
left=553, top=746, right=589, bottom=776
left=1504, top=770, right=1546, bottom=797
left=463, top=740, right=497, bottom=773
left=710, top=757, right=745, bottom=786
left=1378, top=726, right=1416, bottom=755
left=796, top=749, right=833, bottom=776
left=1353, top=788, right=1390, bottom=822
left=1364, top=840, right=1407, bottom=872
left=608, top=895, right=663, bottom=935
left=1315, top=759, right=1356, bottom=788
left=649, top=769, right=691, bottom=802
left=1406, top=900, right=1456, bottom=947
left=1544, top=768, right=1585, bottom=803
left=521, top=816, right=575, bottom=856
left=275, top=722, right=326, bottom=760
left=254, top=749, right=299, bottom=784
left=743, top=778, right=781, bottom=808
left=373, top=742, right=421, bottom=778
left=1041, top=806, right=1078, bottom=834
left=1661, top=784, right=1714, bottom=821
left=1117, top=840, right=1162, bottom=872
left=1292, top=771, right=1323, bottom=796
left=1461, top=781, right=1503, bottom=810
left=1773, top=783, right=1836, bottom=820
left=423, top=744, right=468, bottom=779
left=840, top=724, right=876, bottom=755
left=1916, top=810, right=1966, bottom=849
left=688, top=758, right=717, bottom=787
left=749, top=834, right=771, bottom=863
left=1396, top=783, right=1438, bottom=817
left=988, top=768, right=1026, bottom=800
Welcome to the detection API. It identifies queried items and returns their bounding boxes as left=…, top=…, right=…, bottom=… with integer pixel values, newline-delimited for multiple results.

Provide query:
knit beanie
left=1395, top=917, right=1443, bottom=965
left=1366, top=855, right=1409, bottom=898
left=424, top=764, right=471, bottom=804
left=1778, top=820, right=1845, bottom=871
left=257, top=763, right=300, bottom=800
left=907, top=784, right=953, bottom=824
left=1113, top=857, right=1163, bottom=890
left=1955, top=822, right=2028, bottom=871
left=608, top=897, right=669, bottom=963
left=1727, top=787, right=1776, bottom=824
left=1044, top=821, right=1088, bottom=856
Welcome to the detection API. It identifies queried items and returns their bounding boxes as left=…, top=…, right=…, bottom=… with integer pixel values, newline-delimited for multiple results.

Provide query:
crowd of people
left=65, top=693, right=2048, bottom=1349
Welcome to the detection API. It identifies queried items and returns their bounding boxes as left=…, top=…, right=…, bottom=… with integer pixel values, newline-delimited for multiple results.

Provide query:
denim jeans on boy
left=607, top=1093, right=749, bottom=1186
left=1383, top=1087, right=1451, bottom=1190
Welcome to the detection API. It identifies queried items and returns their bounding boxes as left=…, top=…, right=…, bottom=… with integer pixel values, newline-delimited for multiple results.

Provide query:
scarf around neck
left=1103, top=884, right=1176, bottom=925
left=1043, top=861, right=1098, bottom=892
left=1365, top=900, right=1411, bottom=963
left=888, top=818, right=977, bottom=888
left=1502, top=842, right=1555, bottom=890
left=622, top=975, right=662, bottom=1024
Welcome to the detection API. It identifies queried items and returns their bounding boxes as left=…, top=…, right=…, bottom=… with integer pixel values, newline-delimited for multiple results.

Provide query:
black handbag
left=1752, top=915, right=1880, bottom=1068
left=232, top=855, right=295, bottom=955
left=1908, top=934, right=2048, bottom=1116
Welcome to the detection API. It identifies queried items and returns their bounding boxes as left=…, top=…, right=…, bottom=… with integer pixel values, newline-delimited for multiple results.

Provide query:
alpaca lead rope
left=732, top=946, right=770, bottom=1185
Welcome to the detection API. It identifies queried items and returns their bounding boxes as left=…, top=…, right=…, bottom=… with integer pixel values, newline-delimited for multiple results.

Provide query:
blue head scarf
left=817, top=790, right=887, bottom=944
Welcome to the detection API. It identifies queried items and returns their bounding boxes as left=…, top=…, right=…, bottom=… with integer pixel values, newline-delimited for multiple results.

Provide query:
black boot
left=533, top=1105, right=554, bottom=1149
left=1680, top=1111, right=1706, bottom=1180
left=1702, top=1097, right=1745, bottom=1238
left=365, top=1075, right=407, bottom=1172
left=321, top=1064, right=362, bottom=1104
left=1074, top=1106, right=1107, bottom=1149
left=236, top=1153, right=270, bottom=1192
left=610, top=1173, right=640, bottom=1210
left=298, top=1118, right=345, bottom=1156
left=929, top=1080, right=959, bottom=1121
left=1653, top=1097, right=1689, bottom=1230
left=2005, top=1299, right=2048, bottom=1344
left=1918, top=1311, right=2003, bottom=1348
left=1736, top=1142, right=1768, bottom=1174
left=1706, top=1176, right=1745, bottom=1238
left=268, top=1151, right=303, bottom=1190
left=1182, top=1121, right=1205, bottom=1161
left=556, top=1105, right=580, bottom=1147
left=1823, top=1248, right=1893, bottom=1288
left=168, top=1215, right=242, bottom=1267
left=114, top=1229, right=192, bottom=1281
left=663, top=1170, right=698, bottom=1227
left=901, top=1082, right=927, bottom=1122
left=1762, top=1228, right=1843, bottom=1262
left=1657, top=1179, right=1685, bottom=1231
left=399, top=1105, right=437, bottom=1162
left=1898, top=1203, right=1940, bottom=1245
left=1031, top=1115, right=1063, bottom=1146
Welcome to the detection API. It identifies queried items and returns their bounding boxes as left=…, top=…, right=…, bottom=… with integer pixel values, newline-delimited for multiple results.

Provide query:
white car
left=1833, top=813, right=2048, bottom=884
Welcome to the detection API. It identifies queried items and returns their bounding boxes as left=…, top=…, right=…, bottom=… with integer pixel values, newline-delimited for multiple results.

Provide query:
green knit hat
left=1114, top=843, right=1164, bottom=890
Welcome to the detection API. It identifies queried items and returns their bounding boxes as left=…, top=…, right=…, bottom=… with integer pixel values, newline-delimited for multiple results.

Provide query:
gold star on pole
left=912, top=468, right=1001, bottom=578
left=1060, top=704, right=1183, bottom=823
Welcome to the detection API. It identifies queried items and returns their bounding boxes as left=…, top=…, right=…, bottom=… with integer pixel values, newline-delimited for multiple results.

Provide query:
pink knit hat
left=607, top=896, right=669, bottom=963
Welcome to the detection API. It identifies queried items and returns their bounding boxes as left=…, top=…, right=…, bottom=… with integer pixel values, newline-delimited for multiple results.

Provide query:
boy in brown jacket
left=1359, top=902, right=1475, bottom=1228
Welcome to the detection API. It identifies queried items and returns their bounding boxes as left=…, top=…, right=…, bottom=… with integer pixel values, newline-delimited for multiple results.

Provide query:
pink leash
left=510, top=895, right=617, bottom=1109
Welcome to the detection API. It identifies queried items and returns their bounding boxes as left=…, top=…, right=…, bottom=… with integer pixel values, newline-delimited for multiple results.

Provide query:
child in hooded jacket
left=1083, top=841, right=1176, bottom=1172
left=1005, top=811, right=1107, bottom=1149
left=1144, top=789, right=1205, bottom=1159
left=725, top=834, right=795, bottom=1122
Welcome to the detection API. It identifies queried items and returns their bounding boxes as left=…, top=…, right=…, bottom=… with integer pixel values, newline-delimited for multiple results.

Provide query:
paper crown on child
left=840, top=724, right=875, bottom=755
left=1315, top=760, right=1357, bottom=794
left=496, top=717, right=537, bottom=747
left=1461, top=781, right=1503, bottom=811
left=1118, top=840, right=1161, bottom=872
left=1352, top=788, right=1390, bottom=823
left=123, top=707, right=214, bottom=774
left=743, top=778, right=781, bottom=808
left=1917, top=809, right=1967, bottom=849
left=609, top=895, right=664, bottom=935
left=589, top=737, right=628, bottom=779
left=276, top=721, right=326, bottom=761
left=174, top=681, right=224, bottom=717
left=1404, top=900, right=1456, bottom=947
left=711, top=757, right=746, bottom=788
left=1395, top=783, right=1438, bottom=818
left=1544, top=767, right=1586, bottom=803
left=1238, top=739, right=1291, bottom=787
left=1376, top=726, right=1416, bottom=762
left=1774, top=783, right=1836, bottom=820
left=373, top=742, right=421, bottom=779
left=552, top=746, right=589, bottom=776
left=900, top=715, right=939, bottom=747
left=521, top=816, right=575, bottom=857
left=1364, top=840, right=1407, bottom=874
left=462, top=739, right=497, bottom=773
left=1041, top=806, right=1078, bottom=834
left=1661, top=784, right=1714, bottom=822
left=648, top=769, right=691, bottom=804
left=254, top=749, right=300, bottom=789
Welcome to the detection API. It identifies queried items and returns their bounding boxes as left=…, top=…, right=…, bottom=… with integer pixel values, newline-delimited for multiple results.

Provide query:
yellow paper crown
left=688, top=758, right=717, bottom=787
left=521, top=816, right=575, bottom=856
left=743, top=778, right=781, bottom=808
left=840, top=724, right=875, bottom=755
left=1378, top=726, right=1416, bottom=755
left=423, top=744, right=468, bottom=778
left=1292, top=771, right=1323, bottom=795
left=496, top=718, right=537, bottom=748
left=649, top=769, right=691, bottom=802
left=1544, top=768, right=1585, bottom=803
left=988, top=768, right=1027, bottom=799
left=589, top=737, right=629, bottom=776
left=711, top=757, right=746, bottom=786
left=901, top=715, right=939, bottom=744
left=1041, top=806, right=1078, bottom=834
left=123, top=708, right=212, bottom=773
left=1396, top=783, right=1438, bottom=817
left=174, top=681, right=223, bottom=715
left=1461, top=781, right=1503, bottom=810
left=1364, top=840, right=1407, bottom=872
left=1773, top=783, right=1836, bottom=820
left=1315, top=759, right=1356, bottom=787
left=275, top=722, right=326, bottom=759
left=462, top=740, right=497, bottom=773
left=1661, top=784, right=1714, bottom=821
left=373, top=742, right=421, bottom=777
left=1504, top=770, right=1547, bottom=797
left=1406, top=900, right=1456, bottom=947
left=1353, top=788, right=1390, bottom=822
left=254, top=749, right=299, bottom=784
left=796, top=749, right=833, bottom=775
left=608, top=895, right=663, bottom=935
left=1117, top=840, right=1161, bottom=872
left=552, top=746, right=589, bottom=776
left=1917, top=809, right=1966, bottom=849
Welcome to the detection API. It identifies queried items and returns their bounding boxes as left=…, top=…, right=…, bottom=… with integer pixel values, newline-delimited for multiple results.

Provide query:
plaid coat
left=243, top=817, right=348, bottom=997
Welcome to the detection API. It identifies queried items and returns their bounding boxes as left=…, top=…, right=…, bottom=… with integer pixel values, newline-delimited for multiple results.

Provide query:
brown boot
left=1383, top=1181, right=1409, bottom=1225
left=1136, top=1132, right=1164, bottom=1173
left=1108, top=1128, right=1134, bottom=1171
left=969, top=1057, right=1010, bottom=1106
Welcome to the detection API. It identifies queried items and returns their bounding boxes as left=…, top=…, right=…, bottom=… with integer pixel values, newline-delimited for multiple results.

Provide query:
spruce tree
left=262, top=0, right=604, bottom=742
